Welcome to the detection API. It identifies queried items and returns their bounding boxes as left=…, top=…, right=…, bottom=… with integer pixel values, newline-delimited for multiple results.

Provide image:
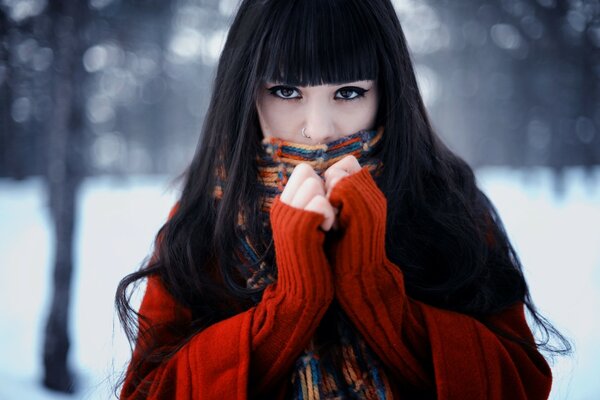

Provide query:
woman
left=115, top=0, right=570, bottom=398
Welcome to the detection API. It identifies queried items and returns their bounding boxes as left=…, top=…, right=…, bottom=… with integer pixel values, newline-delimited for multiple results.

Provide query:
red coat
left=120, top=166, right=552, bottom=399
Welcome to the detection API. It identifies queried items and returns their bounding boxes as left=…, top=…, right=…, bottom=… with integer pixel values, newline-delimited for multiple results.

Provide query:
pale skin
left=279, top=157, right=362, bottom=231
left=255, top=80, right=379, bottom=230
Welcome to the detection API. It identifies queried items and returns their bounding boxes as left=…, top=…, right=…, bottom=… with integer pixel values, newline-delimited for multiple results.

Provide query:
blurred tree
left=1, top=0, right=598, bottom=179
left=0, top=9, right=12, bottom=176
left=498, top=0, right=599, bottom=171
left=42, top=0, right=87, bottom=393
left=410, top=0, right=599, bottom=172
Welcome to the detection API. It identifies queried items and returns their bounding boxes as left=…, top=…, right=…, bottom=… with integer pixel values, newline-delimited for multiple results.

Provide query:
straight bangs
left=257, top=0, right=379, bottom=86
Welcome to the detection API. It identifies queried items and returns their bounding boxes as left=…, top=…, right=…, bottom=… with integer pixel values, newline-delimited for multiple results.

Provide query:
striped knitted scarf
left=214, top=126, right=394, bottom=399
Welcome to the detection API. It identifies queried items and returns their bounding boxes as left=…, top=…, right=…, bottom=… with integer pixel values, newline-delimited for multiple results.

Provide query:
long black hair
left=115, top=0, right=570, bottom=393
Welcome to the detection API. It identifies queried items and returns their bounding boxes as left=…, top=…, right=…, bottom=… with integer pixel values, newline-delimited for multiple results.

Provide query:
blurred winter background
left=0, top=0, right=598, bottom=398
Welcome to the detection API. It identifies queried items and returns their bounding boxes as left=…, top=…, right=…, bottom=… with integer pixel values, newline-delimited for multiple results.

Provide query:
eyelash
left=267, top=85, right=368, bottom=102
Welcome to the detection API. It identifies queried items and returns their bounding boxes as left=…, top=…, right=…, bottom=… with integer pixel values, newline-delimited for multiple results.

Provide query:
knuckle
left=343, top=155, right=360, bottom=169
left=295, top=163, right=314, bottom=175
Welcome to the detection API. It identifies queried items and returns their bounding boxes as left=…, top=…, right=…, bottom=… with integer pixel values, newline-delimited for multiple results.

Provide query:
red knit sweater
left=120, top=166, right=552, bottom=399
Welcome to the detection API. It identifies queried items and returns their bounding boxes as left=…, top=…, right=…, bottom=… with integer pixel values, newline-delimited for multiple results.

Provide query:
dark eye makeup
left=266, top=85, right=369, bottom=102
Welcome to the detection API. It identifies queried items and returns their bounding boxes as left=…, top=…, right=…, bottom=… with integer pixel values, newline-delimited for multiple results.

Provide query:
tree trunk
left=0, top=10, right=16, bottom=178
left=42, top=0, right=85, bottom=393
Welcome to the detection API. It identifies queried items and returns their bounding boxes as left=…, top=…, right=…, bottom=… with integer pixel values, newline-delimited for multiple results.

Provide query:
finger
left=290, top=177, right=325, bottom=209
left=325, top=170, right=350, bottom=198
left=305, top=194, right=336, bottom=231
left=324, top=155, right=361, bottom=181
left=280, top=163, right=321, bottom=204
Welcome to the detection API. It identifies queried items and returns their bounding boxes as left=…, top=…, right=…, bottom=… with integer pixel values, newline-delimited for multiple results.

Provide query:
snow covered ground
left=0, top=167, right=598, bottom=399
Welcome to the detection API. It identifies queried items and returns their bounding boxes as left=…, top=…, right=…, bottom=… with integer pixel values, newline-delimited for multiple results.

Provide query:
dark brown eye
left=280, top=88, right=295, bottom=97
left=268, top=86, right=300, bottom=100
left=336, top=87, right=367, bottom=101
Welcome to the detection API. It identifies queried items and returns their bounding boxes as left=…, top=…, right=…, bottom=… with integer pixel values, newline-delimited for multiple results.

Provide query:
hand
left=323, top=155, right=363, bottom=230
left=323, top=155, right=362, bottom=197
left=326, top=156, right=388, bottom=268
left=280, top=163, right=337, bottom=231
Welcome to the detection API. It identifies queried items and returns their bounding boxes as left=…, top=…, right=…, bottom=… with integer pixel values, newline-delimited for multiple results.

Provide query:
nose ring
left=301, top=127, right=311, bottom=139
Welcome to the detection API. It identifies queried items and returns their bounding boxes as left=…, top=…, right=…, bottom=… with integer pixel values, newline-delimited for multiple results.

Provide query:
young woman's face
left=256, top=80, right=379, bottom=144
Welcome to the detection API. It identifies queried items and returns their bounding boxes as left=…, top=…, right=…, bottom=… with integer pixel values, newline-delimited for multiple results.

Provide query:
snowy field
left=0, top=167, right=598, bottom=399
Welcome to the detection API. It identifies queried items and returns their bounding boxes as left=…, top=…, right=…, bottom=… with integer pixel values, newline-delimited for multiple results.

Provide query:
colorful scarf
left=214, top=126, right=394, bottom=399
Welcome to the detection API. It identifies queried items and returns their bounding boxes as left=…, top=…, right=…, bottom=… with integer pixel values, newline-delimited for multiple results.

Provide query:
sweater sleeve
left=327, top=166, right=553, bottom=400
left=120, top=197, right=334, bottom=399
